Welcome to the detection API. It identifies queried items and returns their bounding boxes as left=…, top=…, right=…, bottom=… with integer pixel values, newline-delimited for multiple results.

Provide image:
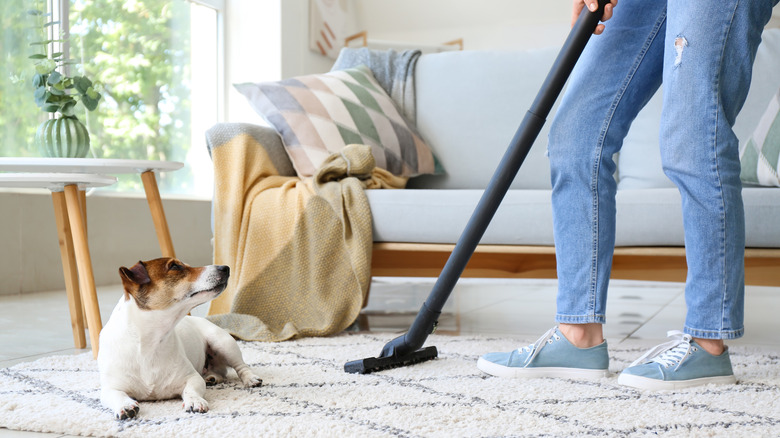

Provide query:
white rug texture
left=1, top=333, right=779, bottom=437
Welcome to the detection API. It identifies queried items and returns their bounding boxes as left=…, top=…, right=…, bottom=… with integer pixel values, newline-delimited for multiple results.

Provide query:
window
left=0, top=0, right=222, bottom=197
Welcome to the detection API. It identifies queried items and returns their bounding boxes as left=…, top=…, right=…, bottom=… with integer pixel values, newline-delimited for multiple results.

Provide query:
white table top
left=0, top=157, right=183, bottom=174
left=0, top=172, right=117, bottom=192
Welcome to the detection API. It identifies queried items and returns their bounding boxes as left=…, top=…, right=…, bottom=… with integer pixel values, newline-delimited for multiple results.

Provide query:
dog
left=97, top=257, right=262, bottom=420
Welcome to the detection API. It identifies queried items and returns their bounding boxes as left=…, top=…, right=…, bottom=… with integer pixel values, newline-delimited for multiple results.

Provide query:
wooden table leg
left=79, top=189, right=87, bottom=236
left=77, top=189, right=89, bottom=321
left=64, top=184, right=103, bottom=359
left=141, top=170, right=176, bottom=258
left=51, top=191, right=87, bottom=349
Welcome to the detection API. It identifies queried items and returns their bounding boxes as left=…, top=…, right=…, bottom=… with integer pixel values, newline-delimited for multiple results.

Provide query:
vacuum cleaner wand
left=345, top=0, right=610, bottom=375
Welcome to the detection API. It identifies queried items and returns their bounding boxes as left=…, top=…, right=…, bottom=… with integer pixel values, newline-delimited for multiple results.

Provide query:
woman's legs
left=549, top=0, right=667, bottom=340
left=477, top=2, right=669, bottom=379
left=660, top=0, right=775, bottom=346
left=479, top=0, right=779, bottom=389
left=616, top=0, right=777, bottom=391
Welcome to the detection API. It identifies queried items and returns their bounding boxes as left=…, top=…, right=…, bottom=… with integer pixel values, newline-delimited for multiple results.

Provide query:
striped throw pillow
left=235, top=66, right=440, bottom=178
left=741, top=88, right=780, bottom=187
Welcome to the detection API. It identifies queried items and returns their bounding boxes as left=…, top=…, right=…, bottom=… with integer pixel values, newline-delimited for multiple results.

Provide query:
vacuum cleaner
left=345, top=0, right=610, bottom=374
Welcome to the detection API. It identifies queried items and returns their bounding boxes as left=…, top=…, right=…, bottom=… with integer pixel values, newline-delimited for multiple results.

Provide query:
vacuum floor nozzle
left=344, top=346, right=439, bottom=374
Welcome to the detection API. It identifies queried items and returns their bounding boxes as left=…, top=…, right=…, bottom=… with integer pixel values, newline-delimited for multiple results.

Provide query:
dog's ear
left=120, top=261, right=152, bottom=285
left=119, top=261, right=151, bottom=300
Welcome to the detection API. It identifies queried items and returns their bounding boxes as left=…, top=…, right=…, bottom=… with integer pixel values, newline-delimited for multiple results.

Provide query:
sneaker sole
left=617, top=373, right=736, bottom=391
left=477, top=357, right=609, bottom=379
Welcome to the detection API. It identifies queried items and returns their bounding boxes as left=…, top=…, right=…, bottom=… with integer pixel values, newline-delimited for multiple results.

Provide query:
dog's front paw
left=115, top=401, right=140, bottom=420
left=244, top=374, right=263, bottom=388
left=241, top=373, right=263, bottom=388
left=183, top=396, right=209, bottom=414
left=102, top=388, right=140, bottom=420
left=236, top=366, right=263, bottom=388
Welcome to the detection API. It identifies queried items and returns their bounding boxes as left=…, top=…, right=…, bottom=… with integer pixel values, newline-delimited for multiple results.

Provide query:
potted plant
left=27, top=7, right=102, bottom=158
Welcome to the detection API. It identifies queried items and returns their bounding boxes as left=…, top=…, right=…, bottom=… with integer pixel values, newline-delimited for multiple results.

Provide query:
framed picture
left=309, top=0, right=357, bottom=59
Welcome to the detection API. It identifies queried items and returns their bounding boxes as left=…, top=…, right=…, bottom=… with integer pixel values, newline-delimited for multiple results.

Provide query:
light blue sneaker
left=477, top=326, right=609, bottom=379
left=618, top=331, right=736, bottom=391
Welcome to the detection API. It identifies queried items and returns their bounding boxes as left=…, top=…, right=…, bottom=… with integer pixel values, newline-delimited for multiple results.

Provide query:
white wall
left=221, top=0, right=573, bottom=123
left=280, top=0, right=335, bottom=79
left=223, top=0, right=337, bottom=123
left=354, top=1, right=780, bottom=51
left=223, top=0, right=573, bottom=123
left=224, top=0, right=281, bottom=124
left=354, top=0, right=572, bottom=51
left=223, top=0, right=780, bottom=92
left=0, top=191, right=212, bottom=295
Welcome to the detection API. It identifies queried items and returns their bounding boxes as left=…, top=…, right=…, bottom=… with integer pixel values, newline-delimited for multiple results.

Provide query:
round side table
left=0, top=157, right=184, bottom=258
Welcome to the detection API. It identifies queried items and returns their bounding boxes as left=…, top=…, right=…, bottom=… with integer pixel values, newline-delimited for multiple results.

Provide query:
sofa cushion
left=740, top=88, right=780, bottom=187
left=408, top=29, right=780, bottom=192
left=409, top=48, right=561, bottom=190
left=367, top=187, right=780, bottom=248
left=234, top=65, right=438, bottom=178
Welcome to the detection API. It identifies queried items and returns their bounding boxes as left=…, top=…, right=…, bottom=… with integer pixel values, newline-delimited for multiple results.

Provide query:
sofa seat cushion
left=367, top=189, right=556, bottom=245
left=367, top=188, right=780, bottom=248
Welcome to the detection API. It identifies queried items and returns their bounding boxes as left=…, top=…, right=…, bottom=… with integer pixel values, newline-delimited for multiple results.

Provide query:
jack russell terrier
left=98, top=258, right=262, bottom=420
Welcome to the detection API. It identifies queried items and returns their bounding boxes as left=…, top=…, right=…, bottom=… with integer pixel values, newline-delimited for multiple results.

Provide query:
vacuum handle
left=422, top=0, right=611, bottom=315
left=377, top=0, right=610, bottom=360
left=418, top=0, right=610, bottom=322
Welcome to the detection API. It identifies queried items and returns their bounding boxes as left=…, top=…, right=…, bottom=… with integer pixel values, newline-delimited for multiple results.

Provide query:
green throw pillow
left=741, top=88, right=780, bottom=187
left=235, top=65, right=440, bottom=178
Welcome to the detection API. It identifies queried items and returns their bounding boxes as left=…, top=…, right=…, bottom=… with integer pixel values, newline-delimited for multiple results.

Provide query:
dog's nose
left=217, top=265, right=230, bottom=276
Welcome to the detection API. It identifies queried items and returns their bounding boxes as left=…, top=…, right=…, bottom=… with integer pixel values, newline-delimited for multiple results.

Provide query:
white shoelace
left=628, top=330, right=697, bottom=371
left=517, top=326, right=561, bottom=367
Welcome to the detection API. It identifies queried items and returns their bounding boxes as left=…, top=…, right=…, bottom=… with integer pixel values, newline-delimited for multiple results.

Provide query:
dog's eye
left=168, top=263, right=182, bottom=271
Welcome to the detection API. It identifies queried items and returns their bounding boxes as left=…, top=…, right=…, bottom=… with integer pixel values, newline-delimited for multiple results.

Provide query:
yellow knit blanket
left=206, top=124, right=405, bottom=341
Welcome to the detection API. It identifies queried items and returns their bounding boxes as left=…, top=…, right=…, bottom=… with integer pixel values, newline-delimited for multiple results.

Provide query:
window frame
left=189, top=0, right=226, bottom=124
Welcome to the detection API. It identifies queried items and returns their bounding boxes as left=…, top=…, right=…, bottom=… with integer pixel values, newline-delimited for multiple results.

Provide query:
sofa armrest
left=206, top=122, right=296, bottom=177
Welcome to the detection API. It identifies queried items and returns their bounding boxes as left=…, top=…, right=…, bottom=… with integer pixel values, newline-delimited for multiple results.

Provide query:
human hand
left=571, top=0, right=617, bottom=35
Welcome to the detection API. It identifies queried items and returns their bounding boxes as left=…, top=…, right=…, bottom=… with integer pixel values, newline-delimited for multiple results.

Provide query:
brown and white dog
left=97, top=258, right=262, bottom=420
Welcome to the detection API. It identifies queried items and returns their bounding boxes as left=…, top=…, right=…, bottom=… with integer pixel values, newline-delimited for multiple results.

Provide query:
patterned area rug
left=1, top=333, right=779, bottom=437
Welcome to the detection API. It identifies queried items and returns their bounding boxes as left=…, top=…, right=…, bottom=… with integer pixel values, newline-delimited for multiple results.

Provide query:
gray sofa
left=222, top=29, right=780, bottom=287
left=366, top=28, right=780, bottom=286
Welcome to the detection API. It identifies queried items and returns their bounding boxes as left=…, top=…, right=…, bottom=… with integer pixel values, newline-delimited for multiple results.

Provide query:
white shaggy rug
left=1, top=333, right=779, bottom=437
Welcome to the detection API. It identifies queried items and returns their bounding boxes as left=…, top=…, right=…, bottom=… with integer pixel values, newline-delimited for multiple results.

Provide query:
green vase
left=35, top=116, right=91, bottom=158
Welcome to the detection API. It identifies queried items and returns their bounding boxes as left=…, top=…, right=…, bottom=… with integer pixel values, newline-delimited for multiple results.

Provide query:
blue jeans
left=548, top=0, right=777, bottom=339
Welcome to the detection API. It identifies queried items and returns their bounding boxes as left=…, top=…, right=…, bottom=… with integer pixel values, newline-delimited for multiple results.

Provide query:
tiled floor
left=360, top=277, right=780, bottom=346
left=1, top=278, right=779, bottom=437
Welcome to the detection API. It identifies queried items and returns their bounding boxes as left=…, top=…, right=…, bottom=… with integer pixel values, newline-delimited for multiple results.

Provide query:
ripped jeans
left=547, top=0, right=778, bottom=339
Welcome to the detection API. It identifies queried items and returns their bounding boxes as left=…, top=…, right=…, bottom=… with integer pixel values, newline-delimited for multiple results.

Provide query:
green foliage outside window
left=2, top=0, right=197, bottom=193
left=1, top=2, right=46, bottom=157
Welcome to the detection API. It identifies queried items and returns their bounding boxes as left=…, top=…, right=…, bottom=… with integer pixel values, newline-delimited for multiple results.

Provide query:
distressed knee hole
left=674, top=36, right=688, bottom=67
